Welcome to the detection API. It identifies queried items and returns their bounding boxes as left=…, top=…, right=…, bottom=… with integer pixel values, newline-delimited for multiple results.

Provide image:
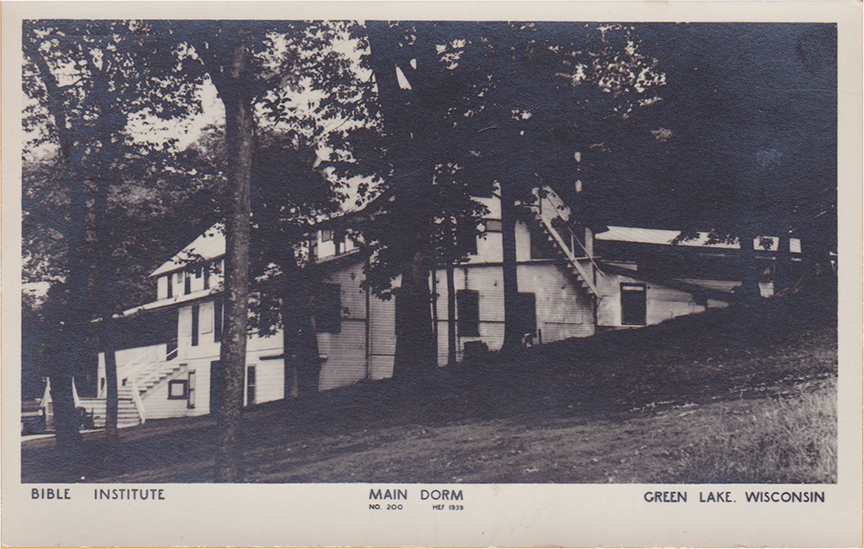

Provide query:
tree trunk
left=281, top=307, right=300, bottom=399
left=366, top=23, right=438, bottom=379
left=93, top=173, right=120, bottom=440
left=102, top=328, right=119, bottom=439
left=500, top=179, right=522, bottom=354
left=280, top=283, right=321, bottom=398
left=446, top=265, right=457, bottom=366
left=48, top=370, right=81, bottom=454
left=774, top=234, right=792, bottom=295
left=393, top=245, right=437, bottom=379
left=27, top=40, right=83, bottom=453
left=737, top=230, right=762, bottom=311
left=213, top=31, right=254, bottom=483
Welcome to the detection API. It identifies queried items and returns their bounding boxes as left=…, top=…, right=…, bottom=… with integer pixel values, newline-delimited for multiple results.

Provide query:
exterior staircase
left=76, top=393, right=142, bottom=428
left=74, top=360, right=187, bottom=429
left=529, top=187, right=600, bottom=297
left=125, top=361, right=186, bottom=396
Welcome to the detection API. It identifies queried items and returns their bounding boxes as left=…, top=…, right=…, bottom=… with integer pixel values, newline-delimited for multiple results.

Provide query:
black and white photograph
left=3, top=2, right=862, bottom=547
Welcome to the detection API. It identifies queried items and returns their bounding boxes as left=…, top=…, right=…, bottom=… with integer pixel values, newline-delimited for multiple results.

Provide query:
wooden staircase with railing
left=75, top=357, right=187, bottom=429
left=76, top=391, right=142, bottom=428
left=529, top=187, right=601, bottom=297
left=126, top=361, right=186, bottom=395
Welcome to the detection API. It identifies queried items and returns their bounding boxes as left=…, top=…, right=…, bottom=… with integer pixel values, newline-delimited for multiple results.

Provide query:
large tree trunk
left=27, top=39, right=83, bottom=453
left=48, top=181, right=88, bottom=452
left=366, top=23, right=438, bottom=379
left=774, top=234, right=793, bottom=295
left=93, top=173, right=120, bottom=440
left=737, top=229, right=763, bottom=311
left=394, top=246, right=437, bottom=378
left=212, top=30, right=254, bottom=483
left=279, top=269, right=321, bottom=398
left=47, top=369, right=81, bottom=453
left=500, top=179, right=522, bottom=354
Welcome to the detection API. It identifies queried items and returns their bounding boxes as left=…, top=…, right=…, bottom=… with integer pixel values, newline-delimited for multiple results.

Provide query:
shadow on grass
left=22, top=296, right=837, bottom=483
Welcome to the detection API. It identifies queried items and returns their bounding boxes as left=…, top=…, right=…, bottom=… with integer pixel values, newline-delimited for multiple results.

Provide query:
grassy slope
left=22, top=302, right=837, bottom=484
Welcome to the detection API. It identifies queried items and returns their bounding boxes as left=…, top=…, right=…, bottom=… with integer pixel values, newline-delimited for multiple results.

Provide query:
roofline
left=149, top=254, right=225, bottom=278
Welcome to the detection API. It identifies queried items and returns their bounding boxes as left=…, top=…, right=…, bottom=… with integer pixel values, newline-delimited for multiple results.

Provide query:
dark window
left=195, top=265, right=202, bottom=279
left=484, top=219, right=502, bottom=232
left=214, top=299, right=223, bottom=343
left=321, top=229, right=333, bottom=242
left=334, top=233, right=344, bottom=255
left=530, top=235, right=548, bottom=260
left=184, top=271, right=192, bottom=294
left=457, top=290, right=480, bottom=337
left=314, top=284, right=341, bottom=333
left=168, top=379, right=188, bottom=400
left=166, top=275, right=173, bottom=299
left=191, top=305, right=199, bottom=346
left=166, top=310, right=178, bottom=360
left=246, top=365, right=256, bottom=406
left=515, top=293, right=537, bottom=336
left=187, top=370, right=196, bottom=409
left=621, top=283, right=647, bottom=326
left=203, top=264, right=210, bottom=289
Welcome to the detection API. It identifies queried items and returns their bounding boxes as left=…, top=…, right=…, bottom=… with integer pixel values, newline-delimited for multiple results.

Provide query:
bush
left=671, top=379, right=837, bottom=484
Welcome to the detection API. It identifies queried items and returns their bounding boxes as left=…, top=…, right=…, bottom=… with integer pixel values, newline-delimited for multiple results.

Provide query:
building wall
left=157, top=262, right=222, bottom=301
left=317, top=262, right=372, bottom=391
left=140, top=351, right=284, bottom=418
left=140, top=365, right=199, bottom=419
left=430, top=261, right=595, bottom=365
left=596, top=271, right=718, bottom=328
left=464, top=219, right=534, bottom=265
left=368, top=276, right=398, bottom=381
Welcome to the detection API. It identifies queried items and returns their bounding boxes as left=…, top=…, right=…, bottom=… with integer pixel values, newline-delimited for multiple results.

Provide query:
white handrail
left=118, top=344, right=166, bottom=384
left=539, top=194, right=605, bottom=276
left=540, top=215, right=600, bottom=296
left=72, top=378, right=80, bottom=407
left=40, top=377, right=52, bottom=407
left=129, top=379, right=147, bottom=424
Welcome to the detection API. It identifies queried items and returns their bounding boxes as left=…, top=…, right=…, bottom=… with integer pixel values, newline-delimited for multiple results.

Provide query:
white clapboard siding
left=318, top=263, right=375, bottom=391
left=596, top=272, right=711, bottom=328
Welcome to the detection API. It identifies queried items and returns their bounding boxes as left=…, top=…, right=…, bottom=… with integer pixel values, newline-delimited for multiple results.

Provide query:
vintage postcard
left=2, top=1, right=862, bottom=547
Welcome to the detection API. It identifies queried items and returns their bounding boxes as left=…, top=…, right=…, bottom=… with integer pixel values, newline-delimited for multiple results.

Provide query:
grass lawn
left=22, top=303, right=837, bottom=484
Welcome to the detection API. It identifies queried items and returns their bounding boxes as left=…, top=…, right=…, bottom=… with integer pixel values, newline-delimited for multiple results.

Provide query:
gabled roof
left=150, top=224, right=226, bottom=277
left=149, top=186, right=391, bottom=278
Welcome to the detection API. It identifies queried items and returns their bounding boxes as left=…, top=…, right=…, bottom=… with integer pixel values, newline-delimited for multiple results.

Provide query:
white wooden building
left=74, top=187, right=795, bottom=427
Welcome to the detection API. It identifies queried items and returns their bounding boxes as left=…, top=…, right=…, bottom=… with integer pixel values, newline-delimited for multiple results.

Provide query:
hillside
left=22, top=302, right=837, bottom=484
